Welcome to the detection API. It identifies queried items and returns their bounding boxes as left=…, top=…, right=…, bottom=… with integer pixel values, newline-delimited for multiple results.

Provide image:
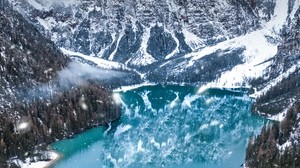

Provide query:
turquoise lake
left=51, top=85, right=268, bottom=168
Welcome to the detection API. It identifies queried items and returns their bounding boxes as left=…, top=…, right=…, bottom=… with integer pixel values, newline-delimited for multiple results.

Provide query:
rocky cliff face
left=0, top=3, right=121, bottom=167
left=9, top=0, right=277, bottom=83
left=12, top=0, right=297, bottom=89
left=10, top=0, right=272, bottom=56
left=2, top=0, right=300, bottom=167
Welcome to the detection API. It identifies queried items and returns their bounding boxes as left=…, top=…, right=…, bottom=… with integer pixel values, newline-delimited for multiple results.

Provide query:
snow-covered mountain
left=10, top=0, right=299, bottom=109
left=2, top=0, right=300, bottom=167
left=9, top=0, right=276, bottom=80
left=11, top=0, right=272, bottom=56
left=5, top=0, right=289, bottom=82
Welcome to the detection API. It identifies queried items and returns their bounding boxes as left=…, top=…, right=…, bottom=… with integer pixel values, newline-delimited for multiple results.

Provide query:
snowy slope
left=182, top=28, right=205, bottom=51
left=195, top=0, right=290, bottom=92
left=61, top=48, right=125, bottom=70
left=125, top=27, right=157, bottom=67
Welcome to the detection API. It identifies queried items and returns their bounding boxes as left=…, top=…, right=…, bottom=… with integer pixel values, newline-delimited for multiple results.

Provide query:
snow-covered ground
left=263, top=97, right=297, bottom=122
left=276, top=118, right=300, bottom=151
left=125, top=26, right=157, bottom=67
left=61, top=48, right=125, bottom=70
left=193, top=0, right=290, bottom=94
left=250, top=61, right=300, bottom=98
left=290, top=0, right=300, bottom=21
left=182, top=28, right=205, bottom=51
left=10, top=151, right=60, bottom=168
left=113, top=82, right=156, bottom=92
left=26, top=0, right=46, bottom=11
left=164, top=29, right=180, bottom=60
left=17, top=0, right=79, bottom=10
left=268, top=106, right=289, bottom=122
left=108, top=29, right=125, bottom=61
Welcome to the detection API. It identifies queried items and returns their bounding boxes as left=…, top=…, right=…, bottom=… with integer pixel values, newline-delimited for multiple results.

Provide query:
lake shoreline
left=50, top=85, right=268, bottom=168
left=45, top=150, right=63, bottom=168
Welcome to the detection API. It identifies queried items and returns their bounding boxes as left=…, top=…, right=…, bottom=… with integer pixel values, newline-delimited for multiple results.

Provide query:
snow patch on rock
left=10, top=151, right=59, bottom=168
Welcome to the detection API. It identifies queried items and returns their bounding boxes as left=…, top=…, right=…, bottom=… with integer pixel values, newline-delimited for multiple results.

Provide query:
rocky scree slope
left=0, top=3, right=120, bottom=167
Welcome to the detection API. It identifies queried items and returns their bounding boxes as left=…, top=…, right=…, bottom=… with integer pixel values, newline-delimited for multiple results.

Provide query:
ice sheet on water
left=99, top=86, right=267, bottom=167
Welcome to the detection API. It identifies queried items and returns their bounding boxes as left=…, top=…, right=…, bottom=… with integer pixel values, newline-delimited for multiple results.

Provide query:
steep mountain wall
left=10, top=0, right=274, bottom=63
left=245, top=2, right=300, bottom=167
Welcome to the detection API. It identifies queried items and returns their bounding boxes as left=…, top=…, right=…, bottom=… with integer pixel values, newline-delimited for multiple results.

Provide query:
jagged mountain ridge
left=10, top=0, right=293, bottom=88
left=10, top=0, right=275, bottom=73
left=11, top=0, right=273, bottom=56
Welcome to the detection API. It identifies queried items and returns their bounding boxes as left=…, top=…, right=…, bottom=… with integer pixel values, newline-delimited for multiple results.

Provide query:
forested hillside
left=0, top=2, right=120, bottom=167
